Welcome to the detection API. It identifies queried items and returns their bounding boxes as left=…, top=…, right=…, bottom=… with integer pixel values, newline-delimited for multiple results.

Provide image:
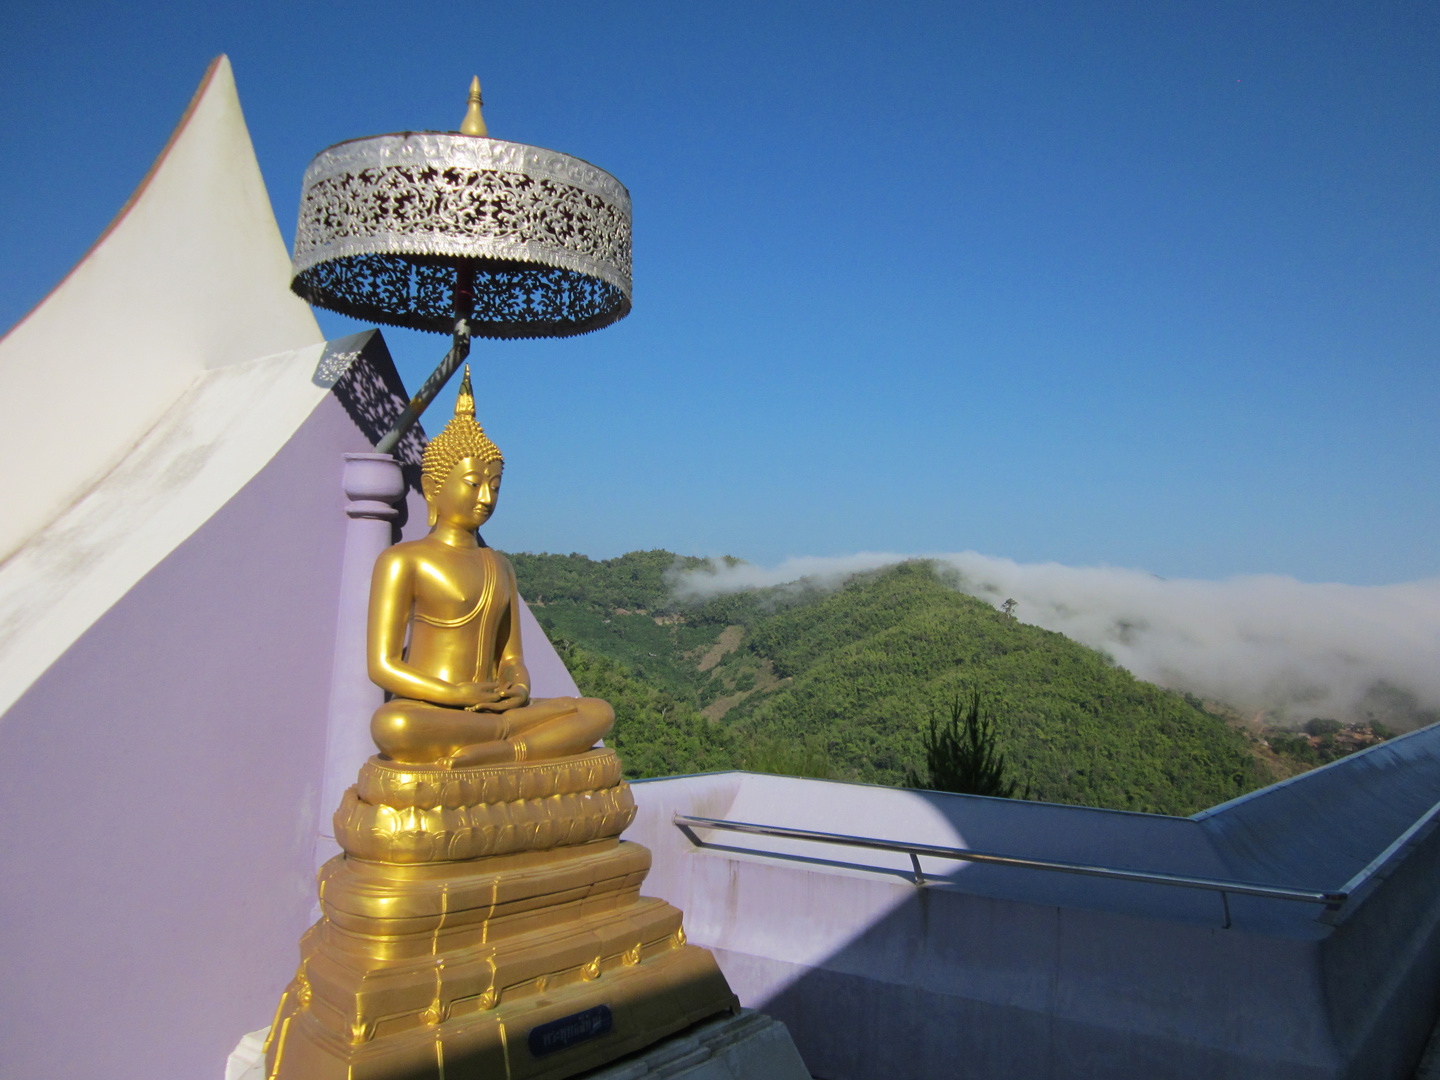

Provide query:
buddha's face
left=425, top=456, right=502, bottom=531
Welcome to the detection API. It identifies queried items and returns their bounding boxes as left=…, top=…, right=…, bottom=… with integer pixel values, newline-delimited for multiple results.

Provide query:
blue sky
left=3, top=2, right=1437, bottom=584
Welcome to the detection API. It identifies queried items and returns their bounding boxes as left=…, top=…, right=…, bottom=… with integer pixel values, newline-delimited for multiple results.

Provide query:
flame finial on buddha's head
left=420, top=365, right=503, bottom=489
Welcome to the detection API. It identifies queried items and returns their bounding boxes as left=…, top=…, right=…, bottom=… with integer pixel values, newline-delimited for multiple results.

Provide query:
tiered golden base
left=266, top=752, right=736, bottom=1080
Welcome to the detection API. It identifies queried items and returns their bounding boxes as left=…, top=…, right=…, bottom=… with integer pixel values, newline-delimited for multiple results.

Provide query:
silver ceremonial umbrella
left=290, top=79, right=632, bottom=451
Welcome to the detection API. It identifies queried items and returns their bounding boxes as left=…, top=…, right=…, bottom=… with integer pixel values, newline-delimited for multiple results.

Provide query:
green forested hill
left=508, top=550, right=1268, bottom=815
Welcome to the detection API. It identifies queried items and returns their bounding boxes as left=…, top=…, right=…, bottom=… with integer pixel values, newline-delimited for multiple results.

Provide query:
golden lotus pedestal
left=266, top=750, right=737, bottom=1080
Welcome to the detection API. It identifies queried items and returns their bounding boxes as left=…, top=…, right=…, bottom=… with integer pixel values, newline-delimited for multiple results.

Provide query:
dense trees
left=549, top=639, right=734, bottom=779
left=510, top=551, right=1270, bottom=815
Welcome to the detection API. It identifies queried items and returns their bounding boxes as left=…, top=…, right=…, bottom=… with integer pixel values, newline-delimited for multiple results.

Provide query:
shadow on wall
left=753, top=850, right=1440, bottom=1080
left=769, top=789, right=1440, bottom=1077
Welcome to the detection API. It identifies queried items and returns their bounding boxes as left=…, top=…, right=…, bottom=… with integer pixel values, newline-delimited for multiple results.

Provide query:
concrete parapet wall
left=1321, top=816, right=1440, bottom=1080
left=627, top=738, right=1440, bottom=1080
left=1196, top=722, right=1440, bottom=887
left=1194, top=724, right=1440, bottom=1078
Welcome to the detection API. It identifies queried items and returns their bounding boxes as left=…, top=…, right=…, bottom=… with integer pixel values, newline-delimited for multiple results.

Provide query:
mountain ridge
left=510, top=549, right=1271, bottom=815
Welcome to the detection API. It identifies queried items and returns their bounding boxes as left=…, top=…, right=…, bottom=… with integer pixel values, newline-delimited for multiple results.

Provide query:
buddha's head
left=420, top=366, right=504, bottom=530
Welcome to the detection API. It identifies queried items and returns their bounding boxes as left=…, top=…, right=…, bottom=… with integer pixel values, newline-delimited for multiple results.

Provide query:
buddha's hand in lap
left=461, top=680, right=529, bottom=713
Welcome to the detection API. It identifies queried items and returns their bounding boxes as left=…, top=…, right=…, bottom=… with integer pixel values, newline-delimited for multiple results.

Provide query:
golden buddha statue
left=367, top=367, right=613, bottom=769
left=265, top=371, right=736, bottom=1080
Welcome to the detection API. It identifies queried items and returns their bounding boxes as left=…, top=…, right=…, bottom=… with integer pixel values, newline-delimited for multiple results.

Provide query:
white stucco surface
left=0, top=56, right=328, bottom=718
left=0, top=55, right=321, bottom=564
left=0, top=342, right=331, bottom=720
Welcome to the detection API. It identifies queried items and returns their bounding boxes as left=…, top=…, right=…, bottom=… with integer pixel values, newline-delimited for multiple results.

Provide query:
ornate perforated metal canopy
left=291, top=133, right=632, bottom=339
left=290, top=78, right=634, bottom=452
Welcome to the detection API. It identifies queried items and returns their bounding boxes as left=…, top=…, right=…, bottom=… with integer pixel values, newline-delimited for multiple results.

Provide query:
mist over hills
left=510, top=550, right=1276, bottom=815
left=672, top=551, right=1440, bottom=732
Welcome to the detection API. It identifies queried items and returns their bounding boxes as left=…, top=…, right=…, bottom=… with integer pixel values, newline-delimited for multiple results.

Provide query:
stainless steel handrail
left=673, top=814, right=1348, bottom=917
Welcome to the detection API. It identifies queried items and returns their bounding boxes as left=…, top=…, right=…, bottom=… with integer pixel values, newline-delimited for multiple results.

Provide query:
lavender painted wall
left=0, top=392, right=369, bottom=1080
left=0, top=337, right=593, bottom=1080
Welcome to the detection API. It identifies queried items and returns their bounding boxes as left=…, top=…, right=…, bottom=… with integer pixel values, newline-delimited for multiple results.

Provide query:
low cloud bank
left=671, top=553, right=1440, bottom=729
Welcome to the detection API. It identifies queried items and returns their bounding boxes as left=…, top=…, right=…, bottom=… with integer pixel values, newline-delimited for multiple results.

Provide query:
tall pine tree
left=907, top=690, right=1026, bottom=798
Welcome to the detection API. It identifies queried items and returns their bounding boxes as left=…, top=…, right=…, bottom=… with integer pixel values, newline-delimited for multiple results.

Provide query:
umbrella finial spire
left=459, top=76, right=487, bottom=137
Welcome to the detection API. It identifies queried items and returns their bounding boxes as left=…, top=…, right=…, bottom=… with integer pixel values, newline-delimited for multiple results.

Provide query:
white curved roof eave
left=0, top=55, right=323, bottom=562
left=0, top=56, right=331, bottom=719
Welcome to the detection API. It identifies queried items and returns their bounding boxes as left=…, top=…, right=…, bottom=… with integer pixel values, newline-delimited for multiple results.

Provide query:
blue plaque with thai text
left=527, top=1005, right=614, bottom=1057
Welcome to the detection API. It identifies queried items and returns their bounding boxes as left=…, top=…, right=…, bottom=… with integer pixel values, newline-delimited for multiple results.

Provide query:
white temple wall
left=626, top=753, right=1440, bottom=1080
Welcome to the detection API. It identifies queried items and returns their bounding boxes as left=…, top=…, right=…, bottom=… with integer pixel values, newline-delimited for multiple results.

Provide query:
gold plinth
left=267, top=751, right=737, bottom=1080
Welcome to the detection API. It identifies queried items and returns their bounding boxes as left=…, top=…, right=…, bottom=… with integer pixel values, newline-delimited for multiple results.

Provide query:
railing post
left=910, top=852, right=927, bottom=887
left=315, top=452, right=406, bottom=871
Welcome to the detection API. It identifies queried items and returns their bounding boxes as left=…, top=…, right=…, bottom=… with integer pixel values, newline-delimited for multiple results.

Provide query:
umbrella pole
left=375, top=266, right=477, bottom=455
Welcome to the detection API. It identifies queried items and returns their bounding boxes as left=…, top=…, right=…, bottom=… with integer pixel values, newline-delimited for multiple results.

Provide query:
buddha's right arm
left=365, top=549, right=476, bottom=705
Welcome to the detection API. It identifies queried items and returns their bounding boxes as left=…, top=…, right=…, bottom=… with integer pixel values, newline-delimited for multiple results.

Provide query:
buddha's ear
left=421, top=474, right=439, bottom=527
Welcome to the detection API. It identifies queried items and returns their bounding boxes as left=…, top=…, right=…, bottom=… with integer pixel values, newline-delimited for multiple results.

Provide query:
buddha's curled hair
left=421, top=365, right=504, bottom=487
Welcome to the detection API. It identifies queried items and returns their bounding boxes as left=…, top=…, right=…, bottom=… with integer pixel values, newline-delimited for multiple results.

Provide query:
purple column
left=315, top=452, right=406, bottom=869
